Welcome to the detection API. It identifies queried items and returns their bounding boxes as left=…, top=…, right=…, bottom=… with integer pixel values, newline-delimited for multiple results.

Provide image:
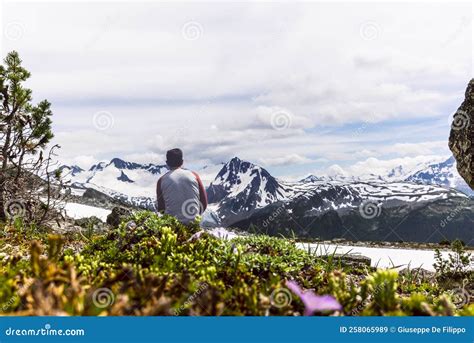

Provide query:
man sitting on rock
left=156, top=148, right=208, bottom=224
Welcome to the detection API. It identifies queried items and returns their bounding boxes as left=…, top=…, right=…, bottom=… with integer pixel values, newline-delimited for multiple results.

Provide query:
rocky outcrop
left=449, top=79, right=474, bottom=189
left=83, top=188, right=115, bottom=205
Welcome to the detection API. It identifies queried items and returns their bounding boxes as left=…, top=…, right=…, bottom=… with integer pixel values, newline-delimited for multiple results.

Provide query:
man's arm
left=156, top=177, right=165, bottom=212
left=192, top=172, right=208, bottom=212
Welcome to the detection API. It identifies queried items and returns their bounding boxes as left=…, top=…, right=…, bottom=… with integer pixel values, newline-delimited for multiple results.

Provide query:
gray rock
left=399, top=267, right=436, bottom=282
left=74, top=216, right=104, bottom=228
left=449, top=79, right=474, bottom=189
left=106, top=207, right=133, bottom=228
left=74, top=216, right=107, bottom=234
left=332, top=238, right=347, bottom=243
left=320, top=253, right=371, bottom=268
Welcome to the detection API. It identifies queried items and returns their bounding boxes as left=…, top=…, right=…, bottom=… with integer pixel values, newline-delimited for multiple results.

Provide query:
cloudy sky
left=1, top=0, right=472, bottom=178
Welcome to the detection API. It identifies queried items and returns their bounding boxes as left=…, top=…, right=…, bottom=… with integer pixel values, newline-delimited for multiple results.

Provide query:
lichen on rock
left=449, top=79, right=474, bottom=189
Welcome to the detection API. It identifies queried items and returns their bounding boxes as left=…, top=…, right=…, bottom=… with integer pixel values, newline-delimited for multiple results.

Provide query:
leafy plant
left=434, top=239, right=473, bottom=284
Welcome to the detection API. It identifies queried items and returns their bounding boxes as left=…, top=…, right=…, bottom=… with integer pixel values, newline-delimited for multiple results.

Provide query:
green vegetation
left=0, top=211, right=472, bottom=316
left=0, top=51, right=57, bottom=224
left=434, top=240, right=472, bottom=283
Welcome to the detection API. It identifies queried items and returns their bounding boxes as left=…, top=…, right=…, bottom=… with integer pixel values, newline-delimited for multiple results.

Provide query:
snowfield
left=297, top=242, right=456, bottom=271
left=64, top=203, right=111, bottom=221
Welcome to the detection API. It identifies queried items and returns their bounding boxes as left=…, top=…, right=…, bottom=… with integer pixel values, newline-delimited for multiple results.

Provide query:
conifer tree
left=0, top=51, right=55, bottom=222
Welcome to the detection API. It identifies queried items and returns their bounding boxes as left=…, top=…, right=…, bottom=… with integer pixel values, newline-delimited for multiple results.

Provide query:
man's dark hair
left=166, top=148, right=183, bottom=168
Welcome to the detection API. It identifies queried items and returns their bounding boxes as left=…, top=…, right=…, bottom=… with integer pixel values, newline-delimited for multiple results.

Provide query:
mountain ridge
left=58, top=155, right=473, bottom=243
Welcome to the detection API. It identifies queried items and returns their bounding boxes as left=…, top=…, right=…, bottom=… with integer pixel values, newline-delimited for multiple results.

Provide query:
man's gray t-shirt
left=156, top=168, right=208, bottom=224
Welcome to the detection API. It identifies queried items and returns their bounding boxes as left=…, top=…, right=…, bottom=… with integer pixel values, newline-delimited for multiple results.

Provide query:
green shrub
left=434, top=239, right=473, bottom=285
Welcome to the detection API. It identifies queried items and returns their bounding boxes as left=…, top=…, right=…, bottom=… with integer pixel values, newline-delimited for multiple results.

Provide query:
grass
left=0, top=211, right=472, bottom=316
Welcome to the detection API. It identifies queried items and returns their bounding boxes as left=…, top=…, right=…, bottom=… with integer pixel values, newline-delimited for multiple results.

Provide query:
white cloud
left=383, top=141, right=448, bottom=157
left=2, top=1, right=470, bottom=173
left=259, top=154, right=313, bottom=167
left=326, top=165, right=348, bottom=177
left=254, top=106, right=313, bottom=130
left=58, top=155, right=98, bottom=170
left=325, top=155, right=449, bottom=178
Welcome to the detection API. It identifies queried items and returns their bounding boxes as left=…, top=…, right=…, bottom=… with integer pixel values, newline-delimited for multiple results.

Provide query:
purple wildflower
left=187, top=230, right=206, bottom=242
left=285, top=280, right=342, bottom=315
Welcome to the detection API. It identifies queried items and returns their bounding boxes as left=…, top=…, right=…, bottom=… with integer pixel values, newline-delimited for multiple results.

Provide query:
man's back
left=156, top=168, right=207, bottom=224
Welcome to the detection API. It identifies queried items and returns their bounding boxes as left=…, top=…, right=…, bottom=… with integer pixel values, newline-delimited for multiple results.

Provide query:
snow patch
left=64, top=203, right=111, bottom=221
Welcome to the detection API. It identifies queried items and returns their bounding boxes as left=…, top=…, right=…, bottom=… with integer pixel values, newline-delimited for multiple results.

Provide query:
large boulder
left=449, top=79, right=474, bottom=189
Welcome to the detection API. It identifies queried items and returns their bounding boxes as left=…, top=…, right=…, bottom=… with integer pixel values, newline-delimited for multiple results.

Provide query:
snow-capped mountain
left=61, top=156, right=472, bottom=214
left=205, top=157, right=469, bottom=228
left=208, top=157, right=286, bottom=204
left=59, top=158, right=168, bottom=209
left=212, top=159, right=472, bottom=243
left=301, top=156, right=473, bottom=196
left=60, top=158, right=228, bottom=210
left=204, top=158, right=472, bottom=243
left=59, top=165, right=85, bottom=177
left=300, top=175, right=325, bottom=183
left=404, top=156, right=473, bottom=195
left=383, top=158, right=446, bottom=181
left=206, top=157, right=289, bottom=225
left=60, top=155, right=473, bottom=243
